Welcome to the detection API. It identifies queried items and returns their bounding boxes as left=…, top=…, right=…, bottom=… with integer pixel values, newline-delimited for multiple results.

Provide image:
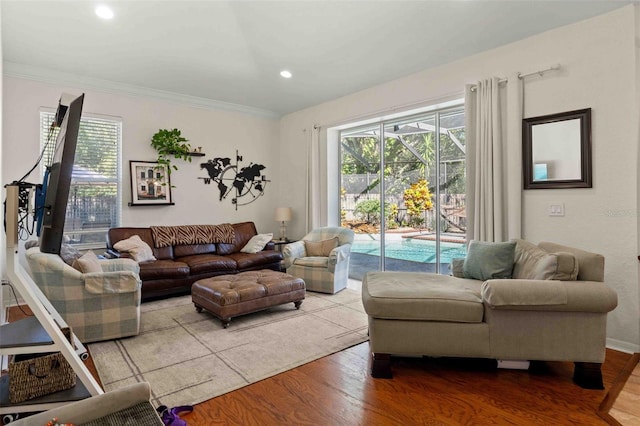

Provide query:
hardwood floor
left=181, top=343, right=631, bottom=426
left=5, top=307, right=633, bottom=425
left=599, top=353, right=640, bottom=425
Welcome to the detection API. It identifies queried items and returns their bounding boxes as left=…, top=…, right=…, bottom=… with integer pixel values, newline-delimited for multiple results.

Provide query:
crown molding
left=3, top=61, right=281, bottom=120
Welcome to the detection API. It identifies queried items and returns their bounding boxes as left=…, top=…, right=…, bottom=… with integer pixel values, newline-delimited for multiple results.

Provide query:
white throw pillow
left=241, top=233, right=273, bottom=254
left=113, top=235, right=156, bottom=262
left=72, top=250, right=102, bottom=273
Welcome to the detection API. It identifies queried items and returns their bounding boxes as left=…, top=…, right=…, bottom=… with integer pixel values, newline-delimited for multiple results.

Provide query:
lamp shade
left=274, top=207, right=292, bottom=222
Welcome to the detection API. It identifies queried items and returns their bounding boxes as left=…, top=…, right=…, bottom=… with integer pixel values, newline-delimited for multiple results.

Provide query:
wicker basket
left=8, top=327, right=76, bottom=403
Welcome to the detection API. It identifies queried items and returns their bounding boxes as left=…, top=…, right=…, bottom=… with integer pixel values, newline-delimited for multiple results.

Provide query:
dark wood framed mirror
left=523, top=108, right=592, bottom=189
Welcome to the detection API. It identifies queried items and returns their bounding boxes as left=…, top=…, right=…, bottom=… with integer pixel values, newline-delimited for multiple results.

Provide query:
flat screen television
left=39, top=93, right=85, bottom=254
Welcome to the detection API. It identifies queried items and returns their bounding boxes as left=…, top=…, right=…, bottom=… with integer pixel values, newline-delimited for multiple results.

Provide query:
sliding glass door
left=340, top=106, right=466, bottom=280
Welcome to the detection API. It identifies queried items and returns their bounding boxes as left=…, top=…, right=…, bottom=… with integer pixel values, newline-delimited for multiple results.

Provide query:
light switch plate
left=548, top=203, right=565, bottom=216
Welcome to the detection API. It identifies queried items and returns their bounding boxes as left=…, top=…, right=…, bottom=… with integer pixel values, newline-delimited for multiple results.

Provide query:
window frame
left=39, top=108, right=123, bottom=250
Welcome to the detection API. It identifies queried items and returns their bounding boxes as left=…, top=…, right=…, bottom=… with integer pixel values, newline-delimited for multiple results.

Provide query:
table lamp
left=274, top=207, right=292, bottom=241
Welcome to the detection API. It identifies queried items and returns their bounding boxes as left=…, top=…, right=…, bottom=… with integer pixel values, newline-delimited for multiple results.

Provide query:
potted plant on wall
left=150, top=128, right=192, bottom=176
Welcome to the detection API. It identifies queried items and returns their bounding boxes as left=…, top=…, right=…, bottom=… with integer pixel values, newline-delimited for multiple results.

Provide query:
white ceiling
left=1, top=1, right=634, bottom=117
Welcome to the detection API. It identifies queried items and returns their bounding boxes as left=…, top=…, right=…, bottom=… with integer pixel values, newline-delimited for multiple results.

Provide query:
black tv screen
left=39, top=93, right=85, bottom=254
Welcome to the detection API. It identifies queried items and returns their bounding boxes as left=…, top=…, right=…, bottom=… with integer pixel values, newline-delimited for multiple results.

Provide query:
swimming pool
left=351, top=236, right=466, bottom=264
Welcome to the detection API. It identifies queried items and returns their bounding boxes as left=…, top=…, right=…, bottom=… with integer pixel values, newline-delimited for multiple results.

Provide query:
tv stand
left=0, top=184, right=103, bottom=422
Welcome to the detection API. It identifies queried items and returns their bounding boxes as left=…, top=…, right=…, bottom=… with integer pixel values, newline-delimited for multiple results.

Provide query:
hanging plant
left=150, top=128, right=192, bottom=175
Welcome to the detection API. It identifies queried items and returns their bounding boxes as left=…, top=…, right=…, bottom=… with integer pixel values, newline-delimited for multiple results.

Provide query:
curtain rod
left=470, top=64, right=561, bottom=91
left=311, top=63, right=562, bottom=129
left=310, top=91, right=464, bottom=131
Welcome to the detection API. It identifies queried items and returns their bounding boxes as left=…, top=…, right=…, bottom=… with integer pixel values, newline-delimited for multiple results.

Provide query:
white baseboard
left=607, top=337, right=640, bottom=354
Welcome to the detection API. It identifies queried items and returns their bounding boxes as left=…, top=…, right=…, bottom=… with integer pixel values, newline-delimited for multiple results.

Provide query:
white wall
left=0, top=4, right=6, bottom=317
left=635, top=3, right=640, bottom=354
left=1, top=78, right=281, bottom=237
left=278, top=5, right=640, bottom=351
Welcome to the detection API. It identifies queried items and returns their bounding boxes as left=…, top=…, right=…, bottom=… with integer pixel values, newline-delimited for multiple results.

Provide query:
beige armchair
left=283, top=227, right=354, bottom=294
left=25, top=247, right=142, bottom=343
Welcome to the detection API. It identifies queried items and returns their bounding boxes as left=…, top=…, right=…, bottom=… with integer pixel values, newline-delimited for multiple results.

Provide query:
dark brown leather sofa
left=106, top=221, right=282, bottom=300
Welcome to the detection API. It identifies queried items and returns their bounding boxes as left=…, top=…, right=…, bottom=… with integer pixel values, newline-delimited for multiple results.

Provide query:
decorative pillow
left=304, top=237, right=339, bottom=257
left=72, top=250, right=102, bottom=274
left=240, top=233, right=273, bottom=254
left=113, top=235, right=156, bottom=262
left=512, top=239, right=579, bottom=281
left=550, top=251, right=579, bottom=281
left=463, top=240, right=516, bottom=281
left=60, top=243, right=82, bottom=266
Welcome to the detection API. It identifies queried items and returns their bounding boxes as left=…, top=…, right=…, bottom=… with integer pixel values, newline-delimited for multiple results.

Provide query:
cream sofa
left=362, top=240, right=618, bottom=388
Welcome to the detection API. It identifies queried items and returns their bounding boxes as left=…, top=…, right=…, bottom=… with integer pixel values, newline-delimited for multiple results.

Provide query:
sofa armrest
left=481, top=279, right=618, bottom=313
left=84, top=271, right=142, bottom=294
left=282, top=240, right=306, bottom=269
left=328, top=243, right=351, bottom=272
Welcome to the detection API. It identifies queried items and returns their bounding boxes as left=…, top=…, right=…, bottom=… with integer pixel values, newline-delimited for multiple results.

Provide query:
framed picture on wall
left=129, top=161, right=173, bottom=206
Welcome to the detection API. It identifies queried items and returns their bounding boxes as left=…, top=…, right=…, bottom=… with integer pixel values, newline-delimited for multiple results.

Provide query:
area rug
left=89, top=288, right=368, bottom=408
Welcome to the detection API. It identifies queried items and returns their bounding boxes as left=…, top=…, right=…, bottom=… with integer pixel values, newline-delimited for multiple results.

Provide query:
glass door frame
left=339, top=103, right=465, bottom=275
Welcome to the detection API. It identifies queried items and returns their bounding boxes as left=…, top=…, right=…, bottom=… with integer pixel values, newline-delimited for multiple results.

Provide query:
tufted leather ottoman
left=191, top=270, right=305, bottom=328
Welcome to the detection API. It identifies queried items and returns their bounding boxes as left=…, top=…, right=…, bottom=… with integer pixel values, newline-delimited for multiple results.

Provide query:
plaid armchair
left=25, top=247, right=141, bottom=343
left=283, top=227, right=354, bottom=294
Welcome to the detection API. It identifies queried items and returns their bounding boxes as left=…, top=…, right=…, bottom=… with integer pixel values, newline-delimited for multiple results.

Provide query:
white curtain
left=465, top=77, right=505, bottom=242
left=506, top=73, right=523, bottom=240
left=305, top=125, right=321, bottom=232
left=465, top=76, right=523, bottom=242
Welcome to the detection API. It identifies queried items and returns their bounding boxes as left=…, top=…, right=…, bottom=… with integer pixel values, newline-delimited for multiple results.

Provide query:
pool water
left=352, top=237, right=466, bottom=264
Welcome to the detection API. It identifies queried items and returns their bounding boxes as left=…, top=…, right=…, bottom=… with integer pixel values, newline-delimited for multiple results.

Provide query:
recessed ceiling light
left=95, top=5, right=114, bottom=20
left=280, top=70, right=292, bottom=79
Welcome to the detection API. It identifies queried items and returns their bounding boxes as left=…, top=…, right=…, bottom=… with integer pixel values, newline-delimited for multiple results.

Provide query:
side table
left=271, top=239, right=298, bottom=253
left=271, top=239, right=297, bottom=272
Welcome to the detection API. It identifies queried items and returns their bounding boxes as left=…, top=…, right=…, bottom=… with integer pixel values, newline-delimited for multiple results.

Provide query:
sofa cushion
left=108, top=228, right=173, bottom=260
left=173, top=244, right=217, bottom=258
left=138, top=260, right=190, bottom=280
left=113, top=235, right=156, bottom=263
left=60, top=243, right=82, bottom=266
left=362, top=271, right=484, bottom=323
left=512, top=239, right=578, bottom=281
left=538, top=241, right=603, bottom=282
left=227, top=251, right=283, bottom=270
left=293, top=257, right=329, bottom=268
left=72, top=251, right=102, bottom=273
left=463, top=240, right=516, bottom=281
left=304, top=237, right=338, bottom=257
left=241, top=233, right=273, bottom=254
left=177, top=254, right=237, bottom=275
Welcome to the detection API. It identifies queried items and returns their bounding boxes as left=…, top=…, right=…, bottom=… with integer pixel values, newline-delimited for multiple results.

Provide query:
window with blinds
left=40, top=111, right=121, bottom=248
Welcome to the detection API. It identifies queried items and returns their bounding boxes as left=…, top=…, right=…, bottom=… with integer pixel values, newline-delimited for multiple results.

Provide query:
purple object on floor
left=156, top=405, right=194, bottom=426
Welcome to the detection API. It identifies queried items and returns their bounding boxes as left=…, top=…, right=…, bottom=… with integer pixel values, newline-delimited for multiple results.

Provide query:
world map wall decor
left=198, top=150, right=269, bottom=209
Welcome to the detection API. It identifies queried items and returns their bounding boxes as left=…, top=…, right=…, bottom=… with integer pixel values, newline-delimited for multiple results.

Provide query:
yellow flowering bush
left=403, top=179, right=433, bottom=226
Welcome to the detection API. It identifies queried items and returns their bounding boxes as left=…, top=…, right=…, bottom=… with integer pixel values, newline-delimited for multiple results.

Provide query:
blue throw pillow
left=463, top=240, right=516, bottom=280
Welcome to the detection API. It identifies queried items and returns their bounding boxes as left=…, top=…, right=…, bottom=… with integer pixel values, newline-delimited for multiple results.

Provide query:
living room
left=1, top=1, right=640, bottom=424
